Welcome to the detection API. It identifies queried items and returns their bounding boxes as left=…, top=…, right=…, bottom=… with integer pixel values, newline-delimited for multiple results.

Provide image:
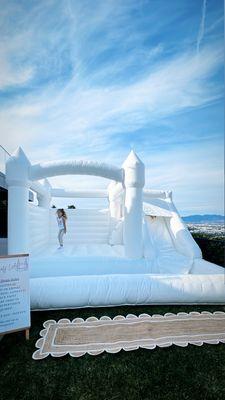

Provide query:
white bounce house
left=5, top=147, right=225, bottom=309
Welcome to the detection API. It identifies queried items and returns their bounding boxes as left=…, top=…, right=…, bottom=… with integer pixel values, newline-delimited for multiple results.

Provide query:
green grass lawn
left=0, top=234, right=225, bottom=400
left=0, top=305, right=225, bottom=400
left=192, top=233, right=224, bottom=267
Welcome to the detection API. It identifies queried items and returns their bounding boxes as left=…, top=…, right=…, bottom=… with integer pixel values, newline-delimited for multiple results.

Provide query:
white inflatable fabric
left=143, top=195, right=202, bottom=259
left=5, top=147, right=225, bottom=309
left=165, top=198, right=202, bottom=259
left=29, top=224, right=225, bottom=309
left=6, top=148, right=145, bottom=259
left=108, top=181, right=124, bottom=219
left=143, top=216, right=193, bottom=274
left=30, top=273, right=225, bottom=310
left=28, top=204, right=49, bottom=254
left=30, top=159, right=123, bottom=182
left=6, top=147, right=30, bottom=254
left=109, top=218, right=123, bottom=245
left=122, top=151, right=145, bottom=258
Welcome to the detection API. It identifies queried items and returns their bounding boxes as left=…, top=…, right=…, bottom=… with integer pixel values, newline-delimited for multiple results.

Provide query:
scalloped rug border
left=32, top=311, right=225, bottom=360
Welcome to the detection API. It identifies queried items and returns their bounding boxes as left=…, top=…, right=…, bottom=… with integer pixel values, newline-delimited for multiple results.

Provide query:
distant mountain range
left=182, top=215, right=225, bottom=224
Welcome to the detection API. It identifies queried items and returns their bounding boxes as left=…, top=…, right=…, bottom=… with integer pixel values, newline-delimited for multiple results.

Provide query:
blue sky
left=0, top=0, right=224, bottom=214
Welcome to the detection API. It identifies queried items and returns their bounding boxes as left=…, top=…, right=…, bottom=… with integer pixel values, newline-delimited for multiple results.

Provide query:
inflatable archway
left=30, top=160, right=123, bottom=182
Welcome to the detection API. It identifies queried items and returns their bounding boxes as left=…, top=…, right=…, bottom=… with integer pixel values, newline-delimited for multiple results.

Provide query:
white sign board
left=0, top=254, right=30, bottom=335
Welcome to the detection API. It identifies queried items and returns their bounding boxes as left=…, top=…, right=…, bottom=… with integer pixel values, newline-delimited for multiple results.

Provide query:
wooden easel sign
left=0, top=254, right=30, bottom=339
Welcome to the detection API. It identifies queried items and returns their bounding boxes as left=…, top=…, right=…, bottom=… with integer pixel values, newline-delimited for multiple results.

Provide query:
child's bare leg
left=58, top=229, right=64, bottom=247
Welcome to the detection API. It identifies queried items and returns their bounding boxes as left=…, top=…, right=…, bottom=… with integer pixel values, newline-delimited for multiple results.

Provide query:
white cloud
left=196, top=0, right=207, bottom=54
left=0, top=47, right=34, bottom=89
left=0, top=0, right=223, bottom=214
left=0, top=42, right=222, bottom=159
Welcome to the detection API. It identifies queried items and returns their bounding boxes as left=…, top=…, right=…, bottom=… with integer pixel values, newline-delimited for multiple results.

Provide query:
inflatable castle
left=5, top=147, right=225, bottom=309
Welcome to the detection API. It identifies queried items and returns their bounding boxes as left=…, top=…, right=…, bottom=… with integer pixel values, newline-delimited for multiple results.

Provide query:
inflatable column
left=108, top=181, right=123, bottom=219
left=37, top=179, right=51, bottom=208
left=6, top=147, right=30, bottom=255
left=122, top=150, right=145, bottom=258
left=108, top=181, right=117, bottom=218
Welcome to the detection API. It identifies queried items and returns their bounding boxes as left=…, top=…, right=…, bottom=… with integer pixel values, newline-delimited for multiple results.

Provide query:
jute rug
left=32, top=311, right=225, bottom=360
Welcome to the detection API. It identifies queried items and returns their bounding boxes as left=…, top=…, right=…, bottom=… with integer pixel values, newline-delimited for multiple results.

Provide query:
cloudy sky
left=0, top=0, right=224, bottom=214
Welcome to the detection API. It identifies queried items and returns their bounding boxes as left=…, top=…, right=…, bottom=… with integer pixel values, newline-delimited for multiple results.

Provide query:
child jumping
left=56, top=208, right=67, bottom=249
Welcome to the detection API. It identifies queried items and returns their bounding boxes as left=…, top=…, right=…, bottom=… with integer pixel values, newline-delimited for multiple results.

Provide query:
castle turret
left=6, top=147, right=30, bottom=254
left=122, top=150, right=145, bottom=258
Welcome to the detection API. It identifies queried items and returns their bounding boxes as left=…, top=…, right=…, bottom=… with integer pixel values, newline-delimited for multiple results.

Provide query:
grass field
left=0, top=235, right=224, bottom=400
left=192, top=233, right=224, bottom=267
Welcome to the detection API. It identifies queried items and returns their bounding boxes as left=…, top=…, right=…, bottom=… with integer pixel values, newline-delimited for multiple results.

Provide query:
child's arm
left=63, top=217, right=67, bottom=233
